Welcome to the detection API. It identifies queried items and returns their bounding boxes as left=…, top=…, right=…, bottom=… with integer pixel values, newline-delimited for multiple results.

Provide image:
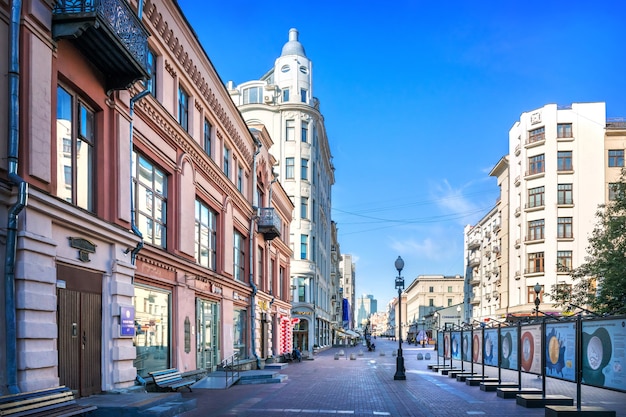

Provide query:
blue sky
left=177, top=0, right=626, bottom=307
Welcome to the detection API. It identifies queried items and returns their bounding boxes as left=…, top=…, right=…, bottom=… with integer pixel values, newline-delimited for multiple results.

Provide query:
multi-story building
left=463, top=208, right=502, bottom=322
left=339, top=254, right=357, bottom=329
left=507, top=103, right=606, bottom=316
left=0, top=0, right=292, bottom=396
left=355, top=294, right=377, bottom=329
left=229, top=29, right=335, bottom=354
left=404, top=275, right=464, bottom=339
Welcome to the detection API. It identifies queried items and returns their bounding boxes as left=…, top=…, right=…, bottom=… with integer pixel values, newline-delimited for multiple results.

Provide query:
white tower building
left=229, top=29, right=335, bottom=354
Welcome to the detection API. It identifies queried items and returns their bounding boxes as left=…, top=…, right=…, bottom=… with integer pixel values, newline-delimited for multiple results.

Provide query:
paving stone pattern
left=179, top=338, right=626, bottom=417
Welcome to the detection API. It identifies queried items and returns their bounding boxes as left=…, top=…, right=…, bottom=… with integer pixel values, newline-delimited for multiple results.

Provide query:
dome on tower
left=281, top=28, right=306, bottom=57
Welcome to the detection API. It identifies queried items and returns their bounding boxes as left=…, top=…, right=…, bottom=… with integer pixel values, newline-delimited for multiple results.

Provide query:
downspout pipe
left=249, top=138, right=261, bottom=368
left=5, top=0, right=28, bottom=395
left=127, top=89, right=150, bottom=264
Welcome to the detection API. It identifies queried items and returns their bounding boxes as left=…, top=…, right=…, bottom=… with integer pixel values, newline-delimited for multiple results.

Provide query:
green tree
left=550, top=169, right=626, bottom=315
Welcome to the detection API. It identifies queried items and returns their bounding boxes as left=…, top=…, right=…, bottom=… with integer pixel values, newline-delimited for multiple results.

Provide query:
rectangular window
left=56, top=85, right=95, bottom=211
left=429, top=286, right=434, bottom=293
left=608, top=149, right=624, bottom=167
left=527, top=285, right=544, bottom=303
left=609, top=183, right=621, bottom=201
left=269, top=259, right=275, bottom=295
left=301, top=197, right=308, bottom=219
left=557, top=151, right=573, bottom=171
left=447, top=286, right=453, bottom=293
left=278, top=266, right=285, bottom=299
left=233, top=309, right=247, bottom=359
left=557, top=250, right=572, bottom=272
left=300, top=234, right=308, bottom=260
left=132, top=152, right=167, bottom=248
left=242, top=86, right=262, bottom=104
left=447, top=299, right=452, bottom=306
left=558, top=217, right=573, bottom=238
left=286, top=157, right=295, bottom=179
left=237, top=166, right=244, bottom=193
left=527, top=252, right=544, bottom=274
left=528, top=127, right=545, bottom=144
left=133, top=286, right=170, bottom=377
left=557, top=123, right=572, bottom=138
left=234, top=230, right=245, bottom=282
left=301, top=158, right=309, bottom=180
left=527, top=219, right=545, bottom=241
left=257, top=246, right=264, bottom=287
left=145, top=47, right=157, bottom=96
left=528, top=186, right=545, bottom=208
left=301, top=122, right=308, bottom=142
left=203, top=118, right=212, bottom=156
left=428, top=299, right=434, bottom=307
left=223, top=146, right=230, bottom=178
left=195, top=200, right=217, bottom=270
left=282, top=88, right=289, bottom=102
left=557, top=184, right=573, bottom=205
left=300, top=88, right=307, bottom=103
left=298, top=277, right=306, bottom=302
left=178, top=86, right=189, bottom=131
left=528, top=154, right=545, bottom=175
left=285, top=120, right=295, bottom=141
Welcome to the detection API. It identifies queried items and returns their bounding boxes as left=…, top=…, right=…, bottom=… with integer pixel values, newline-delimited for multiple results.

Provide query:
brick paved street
left=180, top=338, right=626, bottom=417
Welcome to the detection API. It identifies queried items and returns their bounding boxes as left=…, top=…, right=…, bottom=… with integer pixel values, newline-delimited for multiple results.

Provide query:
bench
left=0, top=386, right=96, bottom=417
left=149, top=369, right=195, bottom=392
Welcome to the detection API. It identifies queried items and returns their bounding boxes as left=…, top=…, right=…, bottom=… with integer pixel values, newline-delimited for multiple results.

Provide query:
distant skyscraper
left=356, top=294, right=377, bottom=329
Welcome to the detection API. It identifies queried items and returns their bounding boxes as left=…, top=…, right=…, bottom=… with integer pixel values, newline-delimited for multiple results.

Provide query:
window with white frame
left=56, top=85, right=95, bottom=212
left=234, top=230, right=245, bottom=282
left=132, top=151, right=167, bottom=248
left=195, top=199, right=217, bottom=270
left=285, top=158, right=295, bottom=179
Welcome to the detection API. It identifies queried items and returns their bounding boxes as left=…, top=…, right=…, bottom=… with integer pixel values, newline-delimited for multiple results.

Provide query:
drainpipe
left=249, top=138, right=261, bottom=368
left=5, top=0, right=28, bottom=395
left=126, top=89, right=150, bottom=265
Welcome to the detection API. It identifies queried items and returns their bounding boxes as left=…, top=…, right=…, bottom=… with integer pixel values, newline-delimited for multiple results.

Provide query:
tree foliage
left=550, top=168, right=626, bottom=315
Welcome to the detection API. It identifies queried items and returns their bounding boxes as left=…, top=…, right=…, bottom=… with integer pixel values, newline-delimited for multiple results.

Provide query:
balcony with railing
left=53, top=0, right=150, bottom=91
left=258, top=207, right=282, bottom=241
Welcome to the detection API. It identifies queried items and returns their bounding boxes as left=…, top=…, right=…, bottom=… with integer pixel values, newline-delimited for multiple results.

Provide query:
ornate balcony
left=258, top=207, right=282, bottom=241
left=53, top=0, right=150, bottom=91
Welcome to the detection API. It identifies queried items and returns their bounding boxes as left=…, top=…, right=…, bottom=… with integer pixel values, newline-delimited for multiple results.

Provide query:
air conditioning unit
left=264, top=95, right=272, bottom=103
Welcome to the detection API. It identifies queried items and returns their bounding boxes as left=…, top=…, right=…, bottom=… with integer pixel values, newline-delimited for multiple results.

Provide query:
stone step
left=516, top=394, right=573, bottom=408
left=480, top=381, right=519, bottom=391
left=497, top=387, right=542, bottom=399
left=237, top=374, right=288, bottom=385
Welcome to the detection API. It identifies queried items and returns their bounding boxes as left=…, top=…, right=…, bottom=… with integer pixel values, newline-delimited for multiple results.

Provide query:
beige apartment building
left=465, top=102, right=626, bottom=321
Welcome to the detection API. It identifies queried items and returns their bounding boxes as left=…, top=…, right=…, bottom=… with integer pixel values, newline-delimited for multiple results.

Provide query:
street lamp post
left=456, top=305, right=461, bottom=327
left=534, top=282, right=542, bottom=318
left=394, top=256, right=406, bottom=380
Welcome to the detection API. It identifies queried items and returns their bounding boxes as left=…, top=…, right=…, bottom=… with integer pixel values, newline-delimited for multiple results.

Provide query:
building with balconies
left=228, top=29, right=335, bottom=354
left=506, top=103, right=607, bottom=318
left=0, top=0, right=293, bottom=396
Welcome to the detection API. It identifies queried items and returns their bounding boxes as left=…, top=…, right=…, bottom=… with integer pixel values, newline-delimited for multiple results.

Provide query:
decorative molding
left=164, top=59, right=177, bottom=77
left=142, top=0, right=252, bottom=164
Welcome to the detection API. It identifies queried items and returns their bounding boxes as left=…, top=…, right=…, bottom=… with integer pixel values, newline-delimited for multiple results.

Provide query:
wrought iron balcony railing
left=258, top=207, right=282, bottom=241
left=53, top=0, right=150, bottom=91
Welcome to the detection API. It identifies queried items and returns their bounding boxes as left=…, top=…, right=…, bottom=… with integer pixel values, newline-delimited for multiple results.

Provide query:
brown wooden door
left=57, top=265, right=102, bottom=397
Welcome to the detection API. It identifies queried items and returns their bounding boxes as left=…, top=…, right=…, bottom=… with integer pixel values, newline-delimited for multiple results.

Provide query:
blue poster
left=451, top=331, right=461, bottom=360
left=500, top=327, right=518, bottom=370
left=582, top=318, right=626, bottom=392
left=545, top=322, right=576, bottom=381
left=462, top=331, right=471, bottom=362
left=483, top=328, right=498, bottom=366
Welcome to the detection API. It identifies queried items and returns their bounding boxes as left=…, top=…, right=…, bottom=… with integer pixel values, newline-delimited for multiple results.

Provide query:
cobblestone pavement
left=180, top=338, right=626, bottom=417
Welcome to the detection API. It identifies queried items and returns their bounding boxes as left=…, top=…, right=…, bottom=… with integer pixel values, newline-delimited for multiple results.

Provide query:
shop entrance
left=293, top=319, right=309, bottom=352
left=196, top=298, right=220, bottom=371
